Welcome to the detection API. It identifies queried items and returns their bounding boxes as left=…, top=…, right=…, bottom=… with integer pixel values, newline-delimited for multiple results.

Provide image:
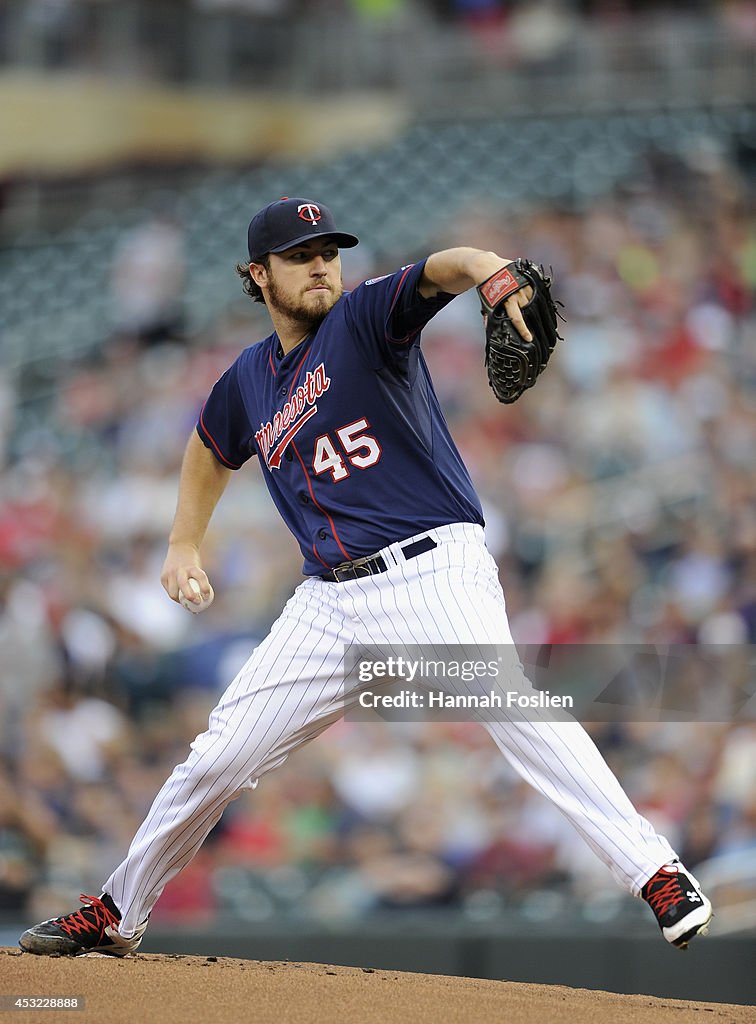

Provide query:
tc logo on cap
left=297, top=203, right=321, bottom=225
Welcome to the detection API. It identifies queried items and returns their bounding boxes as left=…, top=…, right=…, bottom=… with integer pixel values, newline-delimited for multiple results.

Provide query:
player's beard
left=267, top=276, right=342, bottom=329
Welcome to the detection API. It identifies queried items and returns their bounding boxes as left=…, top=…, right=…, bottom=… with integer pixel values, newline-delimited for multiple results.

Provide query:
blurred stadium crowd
left=4, top=0, right=754, bottom=100
left=0, top=121, right=754, bottom=929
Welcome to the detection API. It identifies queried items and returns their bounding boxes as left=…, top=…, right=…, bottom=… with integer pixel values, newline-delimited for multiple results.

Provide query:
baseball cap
left=247, top=197, right=359, bottom=262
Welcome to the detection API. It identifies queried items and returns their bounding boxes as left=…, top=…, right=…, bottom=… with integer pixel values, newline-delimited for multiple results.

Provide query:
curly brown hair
left=235, top=256, right=269, bottom=304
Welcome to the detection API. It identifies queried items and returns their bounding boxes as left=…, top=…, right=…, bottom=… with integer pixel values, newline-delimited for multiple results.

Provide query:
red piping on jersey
left=291, top=440, right=350, bottom=563
left=387, top=327, right=420, bottom=346
left=311, top=542, right=330, bottom=570
left=386, top=264, right=418, bottom=344
left=198, top=405, right=243, bottom=469
left=271, top=336, right=339, bottom=565
left=292, top=341, right=313, bottom=379
left=269, top=337, right=312, bottom=379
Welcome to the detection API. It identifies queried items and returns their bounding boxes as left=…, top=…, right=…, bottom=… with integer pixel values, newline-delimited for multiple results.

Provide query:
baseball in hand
left=179, top=577, right=214, bottom=614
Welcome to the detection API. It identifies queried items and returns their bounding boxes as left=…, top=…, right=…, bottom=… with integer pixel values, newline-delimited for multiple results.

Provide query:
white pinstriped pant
left=105, top=523, right=675, bottom=936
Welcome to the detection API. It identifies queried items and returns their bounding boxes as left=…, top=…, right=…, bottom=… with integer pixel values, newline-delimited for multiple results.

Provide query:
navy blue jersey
left=197, top=259, right=484, bottom=575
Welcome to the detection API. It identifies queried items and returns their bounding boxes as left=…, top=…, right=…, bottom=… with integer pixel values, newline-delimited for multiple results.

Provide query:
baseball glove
left=477, top=259, right=562, bottom=404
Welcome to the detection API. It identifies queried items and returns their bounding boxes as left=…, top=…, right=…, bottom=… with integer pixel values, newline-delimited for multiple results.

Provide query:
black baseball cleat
left=18, top=893, right=147, bottom=957
left=642, top=861, right=713, bottom=949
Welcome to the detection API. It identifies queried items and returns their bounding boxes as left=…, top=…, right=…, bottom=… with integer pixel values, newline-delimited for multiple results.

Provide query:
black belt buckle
left=322, top=535, right=437, bottom=583
left=324, top=554, right=387, bottom=583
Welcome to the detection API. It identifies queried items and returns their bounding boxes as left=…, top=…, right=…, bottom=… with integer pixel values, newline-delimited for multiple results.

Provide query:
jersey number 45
left=313, top=418, right=382, bottom=482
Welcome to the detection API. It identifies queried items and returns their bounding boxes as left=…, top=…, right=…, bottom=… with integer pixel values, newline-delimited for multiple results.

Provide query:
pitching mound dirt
left=1, top=948, right=753, bottom=1024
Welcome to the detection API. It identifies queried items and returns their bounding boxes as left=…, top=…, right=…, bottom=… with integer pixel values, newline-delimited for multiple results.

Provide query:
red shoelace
left=55, top=894, right=119, bottom=939
left=645, top=871, right=686, bottom=916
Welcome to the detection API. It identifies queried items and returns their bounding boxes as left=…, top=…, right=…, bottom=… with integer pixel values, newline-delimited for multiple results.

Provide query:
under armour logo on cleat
left=686, top=891, right=701, bottom=902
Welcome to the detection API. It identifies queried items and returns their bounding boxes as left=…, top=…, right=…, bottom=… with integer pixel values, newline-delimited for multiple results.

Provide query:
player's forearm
left=419, top=247, right=513, bottom=298
left=167, top=429, right=232, bottom=551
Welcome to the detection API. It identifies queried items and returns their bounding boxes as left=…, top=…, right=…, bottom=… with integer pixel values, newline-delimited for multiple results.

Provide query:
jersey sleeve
left=344, top=258, right=456, bottom=370
left=196, top=357, right=255, bottom=469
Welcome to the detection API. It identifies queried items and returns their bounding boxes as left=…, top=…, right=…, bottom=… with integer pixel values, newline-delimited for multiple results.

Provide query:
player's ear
left=249, top=261, right=268, bottom=288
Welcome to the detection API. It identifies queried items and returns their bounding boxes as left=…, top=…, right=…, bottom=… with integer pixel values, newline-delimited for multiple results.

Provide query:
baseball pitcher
left=20, top=198, right=712, bottom=957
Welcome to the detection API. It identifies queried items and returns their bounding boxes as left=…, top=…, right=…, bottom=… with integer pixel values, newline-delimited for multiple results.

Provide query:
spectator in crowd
left=110, top=206, right=187, bottom=348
